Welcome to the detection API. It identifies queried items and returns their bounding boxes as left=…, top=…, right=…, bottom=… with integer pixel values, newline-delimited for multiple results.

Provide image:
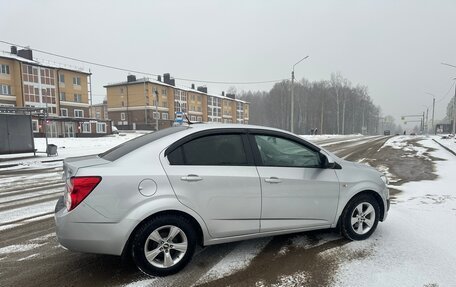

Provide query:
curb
left=432, top=139, right=456, bottom=156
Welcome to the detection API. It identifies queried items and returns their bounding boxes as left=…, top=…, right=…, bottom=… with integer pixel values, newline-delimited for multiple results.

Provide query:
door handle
left=181, top=174, right=203, bottom=182
left=264, top=177, right=282, bottom=184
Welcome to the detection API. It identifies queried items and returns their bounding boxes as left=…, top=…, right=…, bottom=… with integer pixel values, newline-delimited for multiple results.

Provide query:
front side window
left=168, top=134, right=248, bottom=166
left=254, top=135, right=321, bottom=168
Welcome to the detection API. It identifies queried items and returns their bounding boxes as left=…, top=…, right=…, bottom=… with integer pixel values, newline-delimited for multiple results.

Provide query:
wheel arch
left=121, top=209, right=205, bottom=260
left=336, top=190, right=385, bottom=229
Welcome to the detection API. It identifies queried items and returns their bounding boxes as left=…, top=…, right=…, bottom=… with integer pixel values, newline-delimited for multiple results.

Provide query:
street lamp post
left=291, top=56, right=309, bottom=133
left=441, top=63, right=456, bottom=134
left=426, top=92, right=436, bottom=134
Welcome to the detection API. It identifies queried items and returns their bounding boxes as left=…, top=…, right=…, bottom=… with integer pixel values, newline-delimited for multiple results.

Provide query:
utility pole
left=291, top=56, right=309, bottom=133
left=143, top=78, right=147, bottom=126
left=453, top=82, right=456, bottom=134
left=422, top=111, right=425, bottom=133
left=432, top=97, right=435, bottom=134
left=89, top=69, right=93, bottom=118
left=425, top=108, right=429, bottom=135
left=155, top=90, right=159, bottom=131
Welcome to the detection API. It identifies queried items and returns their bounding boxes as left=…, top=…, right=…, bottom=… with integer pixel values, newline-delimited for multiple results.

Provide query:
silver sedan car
left=55, top=124, right=389, bottom=276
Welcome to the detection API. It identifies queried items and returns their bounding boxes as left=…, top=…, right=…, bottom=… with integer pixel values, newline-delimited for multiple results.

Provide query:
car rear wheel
left=131, top=215, right=196, bottom=276
left=341, top=194, right=380, bottom=240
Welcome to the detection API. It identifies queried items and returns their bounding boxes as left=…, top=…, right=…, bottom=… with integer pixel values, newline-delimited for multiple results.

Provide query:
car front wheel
left=341, top=194, right=380, bottom=240
left=131, top=215, right=196, bottom=276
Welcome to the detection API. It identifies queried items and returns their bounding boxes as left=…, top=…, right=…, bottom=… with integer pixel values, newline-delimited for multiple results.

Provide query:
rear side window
left=168, top=134, right=248, bottom=166
left=100, top=126, right=187, bottom=161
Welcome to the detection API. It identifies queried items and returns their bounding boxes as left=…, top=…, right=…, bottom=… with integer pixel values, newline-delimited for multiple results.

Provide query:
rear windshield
left=99, top=126, right=188, bottom=161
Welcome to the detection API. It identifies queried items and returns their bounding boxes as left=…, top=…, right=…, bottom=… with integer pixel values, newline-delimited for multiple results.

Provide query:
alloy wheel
left=144, top=225, right=188, bottom=268
left=350, top=202, right=376, bottom=235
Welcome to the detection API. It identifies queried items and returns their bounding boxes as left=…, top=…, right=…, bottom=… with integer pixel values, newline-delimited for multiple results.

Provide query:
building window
left=59, top=92, right=66, bottom=101
left=190, top=115, right=196, bottom=121
left=0, top=84, right=11, bottom=95
left=23, top=84, right=39, bottom=102
left=153, top=112, right=160, bottom=119
left=82, top=122, right=91, bottom=133
left=40, top=68, right=55, bottom=85
left=60, top=108, right=68, bottom=117
left=22, top=64, right=39, bottom=83
left=162, top=89, right=167, bottom=95
left=74, top=109, right=84, bottom=118
left=73, top=77, right=81, bottom=85
left=32, top=119, right=39, bottom=132
left=96, top=122, right=106, bottom=133
left=162, top=112, right=168, bottom=120
left=197, top=116, right=202, bottom=121
left=59, top=74, right=65, bottom=83
left=1, top=64, right=10, bottom=75
left=96, top=111, right=101, bottom=119
left=74, top=94, right=82, bottom=102
left=120, top=112, right=126, bottom=121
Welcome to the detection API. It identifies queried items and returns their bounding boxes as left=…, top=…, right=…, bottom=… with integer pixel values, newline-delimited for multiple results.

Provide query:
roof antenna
left=184, top=113, right=194, bottom=125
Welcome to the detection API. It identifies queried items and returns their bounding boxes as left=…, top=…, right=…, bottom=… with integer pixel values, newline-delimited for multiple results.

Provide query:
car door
left=249, top=132, right=340, bottom=232
left=161, top=130, right=261, bottom=238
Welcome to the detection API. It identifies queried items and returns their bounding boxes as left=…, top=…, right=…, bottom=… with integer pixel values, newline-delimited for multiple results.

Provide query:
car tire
left=341, top=194, right=380, bottom=241
left=131, top=214, right=196, bottom=276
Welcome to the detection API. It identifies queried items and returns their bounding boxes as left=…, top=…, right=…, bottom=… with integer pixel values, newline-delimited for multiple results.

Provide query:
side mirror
left=320, top=152, right=336, bottom=169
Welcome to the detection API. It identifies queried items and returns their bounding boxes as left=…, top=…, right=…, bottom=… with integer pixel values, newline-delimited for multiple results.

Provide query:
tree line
left=239, top=73, right=398, bottom=135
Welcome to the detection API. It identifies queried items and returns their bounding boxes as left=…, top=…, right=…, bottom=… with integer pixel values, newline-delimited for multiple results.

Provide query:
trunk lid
left=63, top=154, right=110, bottom=180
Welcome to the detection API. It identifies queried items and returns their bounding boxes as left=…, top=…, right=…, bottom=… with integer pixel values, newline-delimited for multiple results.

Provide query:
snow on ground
left=300, top=134, right=362, bottom=141
left=433, top=135, right=456, bottom=154
left=0, top=201, right=56, bottom=225
left=0, top=244, right=44, bottom=255
left=0, top=132, right=145, bottom=170
left=196, top=238, right=271, bottom=285
left=329, top=137, right=456, bottom=287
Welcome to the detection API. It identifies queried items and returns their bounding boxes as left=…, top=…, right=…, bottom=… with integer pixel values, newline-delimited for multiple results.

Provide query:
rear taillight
left=65, top=176, right=102, bottom=211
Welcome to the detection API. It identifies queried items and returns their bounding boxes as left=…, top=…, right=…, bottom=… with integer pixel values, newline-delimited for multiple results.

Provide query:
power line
left=0, top=40, right=288, bottom=85
left=435, top=81, right=456, bottom=104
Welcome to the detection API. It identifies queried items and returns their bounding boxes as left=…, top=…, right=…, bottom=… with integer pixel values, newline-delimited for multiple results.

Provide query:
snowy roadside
left=329, top=136, right=456, bottom=287
left=0, top=133, right=144, bottom=171
left=433, top=135, right=456, bottom=155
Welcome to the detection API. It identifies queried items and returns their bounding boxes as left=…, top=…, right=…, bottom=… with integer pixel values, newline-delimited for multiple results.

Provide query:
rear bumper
left=54, top=196, right=136, bottom=256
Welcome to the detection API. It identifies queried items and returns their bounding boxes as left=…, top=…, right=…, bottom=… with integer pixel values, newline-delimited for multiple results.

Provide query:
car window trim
left=165, top=128, right=255, bottom=166
left=246, top=129, right=324, bottom=168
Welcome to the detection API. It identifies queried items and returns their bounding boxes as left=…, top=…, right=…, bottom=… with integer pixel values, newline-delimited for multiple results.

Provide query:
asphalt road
left=0, top=135, right=408, bottom=287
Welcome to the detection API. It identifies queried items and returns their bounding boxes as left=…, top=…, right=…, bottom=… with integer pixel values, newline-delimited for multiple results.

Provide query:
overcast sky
left=1, top=0, right=456, bottom=126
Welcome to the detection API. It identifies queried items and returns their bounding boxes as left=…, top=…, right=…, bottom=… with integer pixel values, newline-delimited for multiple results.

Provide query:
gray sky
left=1, top=0, right=456, bottom=126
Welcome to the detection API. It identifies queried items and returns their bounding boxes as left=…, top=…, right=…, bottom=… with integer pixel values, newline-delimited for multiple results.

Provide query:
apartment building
left=0, top=46, right=111, bottom=137
left=90, top=100, right=109, bottom=120
left=105, top=73, right=250, bottom=130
